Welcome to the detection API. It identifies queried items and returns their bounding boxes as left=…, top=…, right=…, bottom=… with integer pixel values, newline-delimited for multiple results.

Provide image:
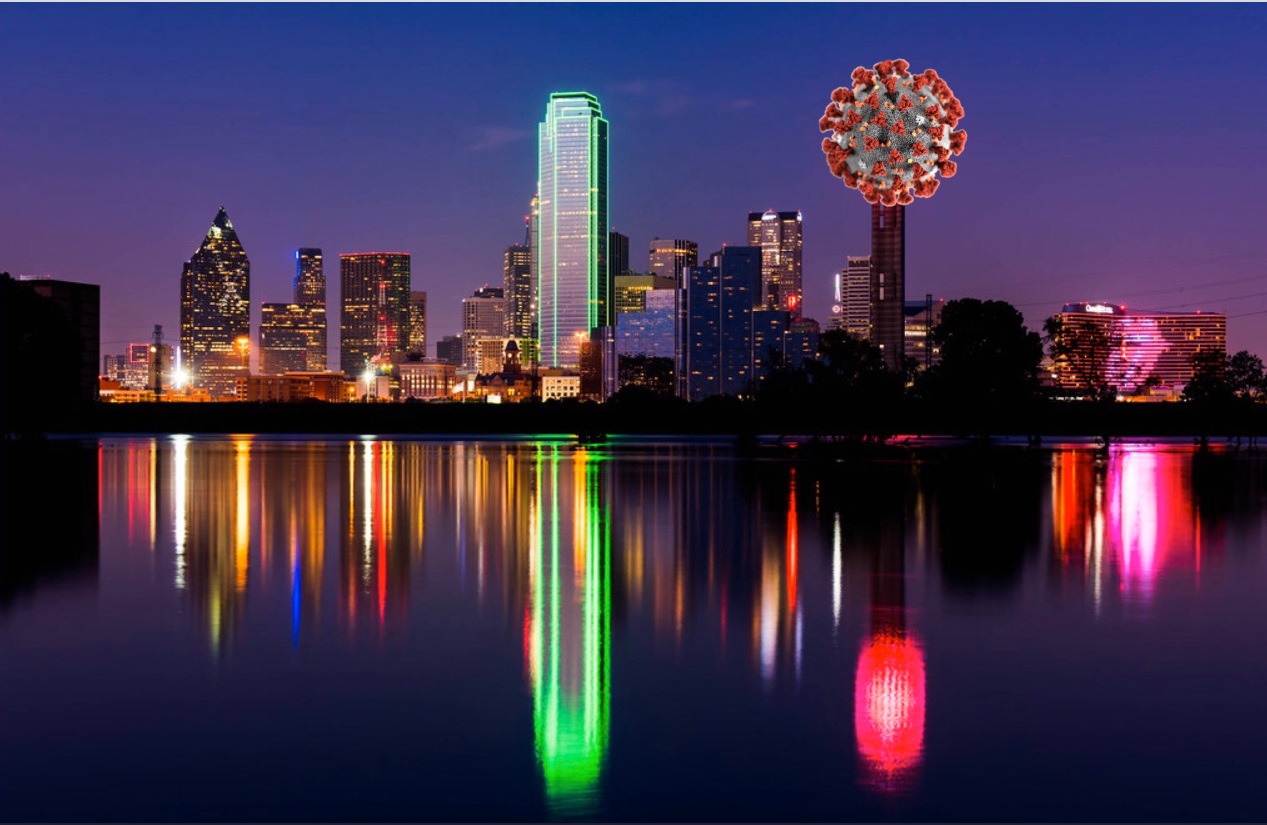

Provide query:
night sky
left=3, top=3, right=1266, bottom=369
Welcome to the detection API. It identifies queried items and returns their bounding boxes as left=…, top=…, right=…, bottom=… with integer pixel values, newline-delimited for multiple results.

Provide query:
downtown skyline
left=3, top=3, right=1267, bottom=365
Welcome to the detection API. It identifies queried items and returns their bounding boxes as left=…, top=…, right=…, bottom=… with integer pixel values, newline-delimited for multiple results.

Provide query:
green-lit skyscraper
left=537, top=92, right=609, bottom=368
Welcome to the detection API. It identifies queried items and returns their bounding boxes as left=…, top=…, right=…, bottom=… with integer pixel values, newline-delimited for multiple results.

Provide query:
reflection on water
left=5, top=438, right=1267, bottom=821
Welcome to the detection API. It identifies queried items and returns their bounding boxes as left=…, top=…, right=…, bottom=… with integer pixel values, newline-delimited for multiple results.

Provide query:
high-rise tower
left=504, top=238, right=533, bottom=341
left=747, top=210, right=803, bottom=315
left=339, top=253, right=411, bottom=375
left=180, top=207, right=250, bottom=398
left=870, top=205, right=905, bottom=371
left=537, top=92, right=609, bottom=368
left=649, top=238, right=698, bottom=285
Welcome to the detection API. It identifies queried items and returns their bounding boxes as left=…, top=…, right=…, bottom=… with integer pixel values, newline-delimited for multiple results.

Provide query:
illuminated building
left=180, top=207, right=250, bottom=398
left=903, top=297, right=944, bottom=369
left=436, top=334, right=462, bottom=366
left=613, top=274, right=676, bottom=317
left=537, top=92, right=609, bottom=368
left=541, top=372, right=581, bottom=400
left=260, top=303, right=326, bottom=375
left=294, top=248, right=324, bottom=306
left=398, top=358, right=456, bottom=401
left=462, top=286, right=505, bottom=373
left=1050, top=303, right=1227, bottom=397
left=338, top=252, right=411, bottom=376
left=504, top=241, right=533, bottom=341
left=455, top=341, right=534, bottom=402
left=408, top=291, right=427, bottom=357
left=747, top=210, right=803, bottom=315
left=871, top=205, right=905, bottom=371
left=678, top=246, right=761, bottom=401
left=649, top=238, right=698, bottom=285
left=526, top=448, right=611, bottom=816
left=476, top=338, right=509, bottom=375
left=615, top=289, right=677, bottom=360
left=836, top=255, right=872, bottom=339
left=235, top=372, right=350, bottom=402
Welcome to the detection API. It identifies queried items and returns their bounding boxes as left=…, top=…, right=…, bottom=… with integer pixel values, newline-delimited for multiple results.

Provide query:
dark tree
left=1183, top=349, right=1233, bottom=404
left=918, top=298, right=1043, bottom=406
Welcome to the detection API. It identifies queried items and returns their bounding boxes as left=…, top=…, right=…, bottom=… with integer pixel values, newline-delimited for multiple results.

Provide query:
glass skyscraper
left=180, top=207, right=250, bottom=398
left=747, top=210, right=803, bottom=315
left=537, top=92, right=609, bottom=368
left=339, top=252, right=411, bottom=375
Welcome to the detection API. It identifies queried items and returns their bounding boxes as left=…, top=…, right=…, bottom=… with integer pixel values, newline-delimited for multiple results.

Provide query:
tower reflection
left=526, top=446, right=611, bottom=817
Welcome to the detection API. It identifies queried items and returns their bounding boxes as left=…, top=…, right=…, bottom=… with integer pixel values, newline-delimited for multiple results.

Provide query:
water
left=2, top=436, right=1266, bottom=822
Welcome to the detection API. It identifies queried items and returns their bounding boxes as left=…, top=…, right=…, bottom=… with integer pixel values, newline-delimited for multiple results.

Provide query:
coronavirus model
left=819, top=60, right=966, bottom=370
left=820, top=59, right=966, bottom=207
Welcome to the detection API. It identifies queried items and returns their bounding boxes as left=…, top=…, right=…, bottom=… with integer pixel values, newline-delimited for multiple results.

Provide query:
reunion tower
left=820, top=60, right=967, bottom=370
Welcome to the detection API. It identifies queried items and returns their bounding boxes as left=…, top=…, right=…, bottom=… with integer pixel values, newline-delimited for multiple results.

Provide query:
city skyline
left=3, top=4, right=1267, bottom=362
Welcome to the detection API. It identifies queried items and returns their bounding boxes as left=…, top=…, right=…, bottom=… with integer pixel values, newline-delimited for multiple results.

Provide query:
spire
left=207, top=206, right=237, bottom=240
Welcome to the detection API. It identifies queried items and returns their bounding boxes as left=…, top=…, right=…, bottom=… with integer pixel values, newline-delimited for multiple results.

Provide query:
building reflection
left=525, top=446, right=611, bottom=817
left=1050, top=446, right=1216, bottom=609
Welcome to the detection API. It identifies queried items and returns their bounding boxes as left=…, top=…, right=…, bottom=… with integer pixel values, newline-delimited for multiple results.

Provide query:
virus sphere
left=820, top=59, right=967, bottom=206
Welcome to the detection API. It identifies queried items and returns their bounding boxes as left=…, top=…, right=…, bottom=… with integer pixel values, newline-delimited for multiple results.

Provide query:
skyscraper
left=678, top=246, right=761, bottom=402
left=409, top=290, right=428, bottom=356
left=339, top=253, right=411, bottom=375
left=537, top=92, right=609, bottom=368
left=747, top=210, right=803, bottom=315
left=180, top=207, right=250, bottom=398
left=504, top=241, right=533, bottom=340
left=462, top=286, right=506, bottom=372
left=871, top=205, right=905, bottom=371
left=609, top=230, right=629, bottom=281
left=295, top=248, right=324, bottom=306
left=840, top=255, right=872, bottom=339
left=260, top=303, right=326, bottom=374
left=649, top=238, right=698, bottom=284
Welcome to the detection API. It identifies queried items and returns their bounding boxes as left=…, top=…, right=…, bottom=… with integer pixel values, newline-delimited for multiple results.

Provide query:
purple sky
left=3, top=3, right=1266, bottom=370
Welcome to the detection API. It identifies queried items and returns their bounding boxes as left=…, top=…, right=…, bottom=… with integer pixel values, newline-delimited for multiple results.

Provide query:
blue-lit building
left=678, top=246, right=761, bottom=402
left=616, top=288, right=677, bottom=360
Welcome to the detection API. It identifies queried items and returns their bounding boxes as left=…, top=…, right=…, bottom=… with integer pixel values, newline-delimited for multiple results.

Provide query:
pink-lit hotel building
left=1051, top=302, right=1226, bottom=398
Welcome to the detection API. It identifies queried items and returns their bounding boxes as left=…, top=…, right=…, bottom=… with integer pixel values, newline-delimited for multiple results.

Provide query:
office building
left=409, top=290, right=427, bottom=356
left=903, top=298, right=945, bottom=370
left=616, top=288, right=677, bottom=360
left=678, top=246, right=761, bottom=402
left=436, top=334, right=462, bottom=367
left=834, top=255, right=872, bottom=339
left=609, top=230, right=630, bottom=281
left=1050, top=303, right=1227, bottom=397
left=339, top=252, right=410, bottom=375
left=747, top=210, right=803, bottom=315
left=504, top=242, right=533, bottom=341
left=180, top=207, right=250, bottom=397
left=613, top=273, right=676, bottom=316
left=292, top=248, right=327, bottom=369
left=260, top=303, right=326, bottom=375
left=462, top=286, right=505, bottom=372
left=537, top=92, right=609, bottom=368
left=649, top=238, right=698, bottom=285
left=398, top=359, right=456, bottom=401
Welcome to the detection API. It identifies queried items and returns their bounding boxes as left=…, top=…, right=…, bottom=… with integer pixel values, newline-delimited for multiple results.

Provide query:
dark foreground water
left=2, top=436, right=1266, bottom=822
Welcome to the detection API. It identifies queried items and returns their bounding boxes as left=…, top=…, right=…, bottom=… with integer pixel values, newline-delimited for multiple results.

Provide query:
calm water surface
left=2, top=437, right=1266, bottom=822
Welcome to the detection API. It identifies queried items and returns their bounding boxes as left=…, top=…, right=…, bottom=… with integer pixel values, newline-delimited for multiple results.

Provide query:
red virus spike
left=852, top=67, right=875, bottom=86
left=831, top=87, right=854, bottom=104
left=871, top=111, right=889, bottom=127
left=924, top=68, right=939, bottom=81
left=829, top=156, right=849, bottom=177
left=928, top=125, right=945, bottom=141
left=864, top=135, right=880, bottom=152
left=843, top=109, right=863, bottom=129
left=821, top=137, right=837, bottom=153
left=819, top=115, right=834, bottom=132
left=950, top=130, right=967, bottom=155
left=888, top=148, right=903, bottom=165
left=897, top=189, right=914, bottom=206
left=864, top=92, right=881, bottom=109
left=871, top=160, right=887, bottom=177
left=891, top=119, right=906, bottom=136
left=935, top=146, right=950, bottom=162
left=882, top=75, right=899, bottom=94
left=911, top=141, right=928, bottom=156
left=875, top=59, right=895, bottom=76
left=881, top=189, right=898, bottom=207
left=933, top=79, right=950, bottom=97
left=925, top=105, right=940, bottom=118
left=825, top=102, right=842, bottom=118
left=924, top=178, right=940, bottom=197
left=911, top=163, right=927, bottom=179
left=894, top=59, right=910, bottom=73
left=897, top=96, right=914, bottom=111
left=938, top=160, right=957, bottom=177
left=912, top=74, right=929, bottom=92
